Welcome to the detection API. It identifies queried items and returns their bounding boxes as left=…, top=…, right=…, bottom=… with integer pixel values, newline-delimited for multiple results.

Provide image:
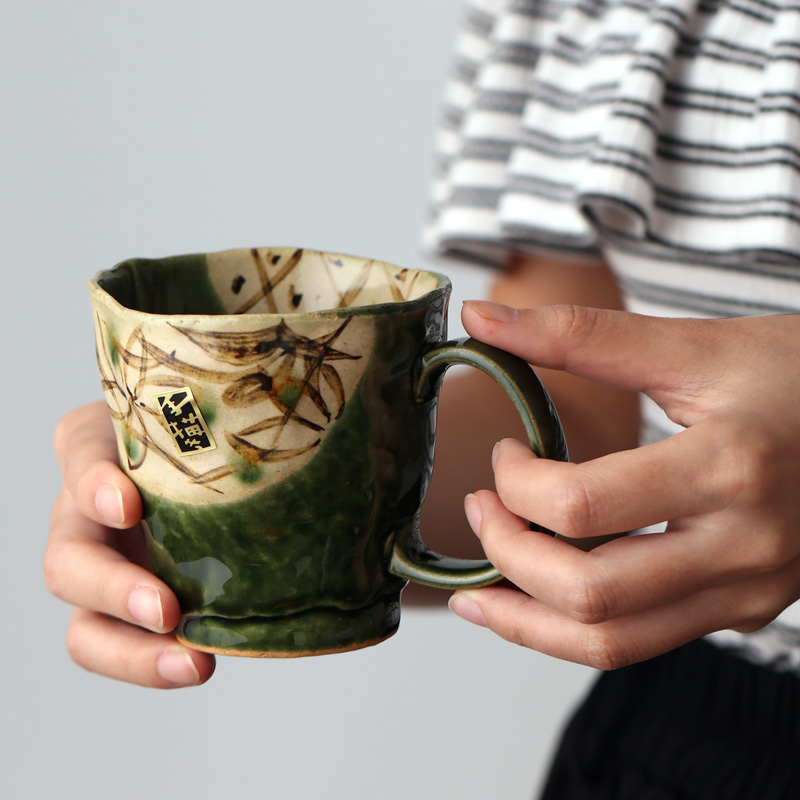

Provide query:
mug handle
left=389, top=337, right=569, bottom=588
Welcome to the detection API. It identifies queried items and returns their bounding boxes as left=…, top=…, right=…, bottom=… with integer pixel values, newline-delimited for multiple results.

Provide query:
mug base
left=176, top=595, right=402, bottom=658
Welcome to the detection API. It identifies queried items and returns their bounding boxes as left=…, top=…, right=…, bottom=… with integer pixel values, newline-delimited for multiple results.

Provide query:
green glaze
left=89, top=247, right=568, bottom=657
left=389, top=336, right=569, bottom=586
left=179, top=598, right=401, bottom=656
left=95, top=254, right=227, bottom=315
left=139, top=297, right=441, bottom=654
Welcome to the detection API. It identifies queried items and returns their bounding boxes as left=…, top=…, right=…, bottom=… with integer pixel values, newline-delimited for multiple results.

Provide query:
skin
left=48, top=402, right=215, bottom=687
left=45, top=254, right=800, bottom=685
left=450, top=301, right=800, bottom=670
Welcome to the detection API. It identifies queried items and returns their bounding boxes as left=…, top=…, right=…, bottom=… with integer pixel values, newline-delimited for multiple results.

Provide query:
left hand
left=449, top=301, right=800, bottom=669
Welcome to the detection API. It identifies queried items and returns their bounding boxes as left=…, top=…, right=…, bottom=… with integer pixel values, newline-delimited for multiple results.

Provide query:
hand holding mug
left=450, top=302, right=800, bottom=669
left=47, top=401, right=216, bottom=687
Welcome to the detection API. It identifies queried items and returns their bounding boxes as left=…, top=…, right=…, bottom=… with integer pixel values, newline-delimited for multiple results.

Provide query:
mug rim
left=88, top=246, right=451, bottom=322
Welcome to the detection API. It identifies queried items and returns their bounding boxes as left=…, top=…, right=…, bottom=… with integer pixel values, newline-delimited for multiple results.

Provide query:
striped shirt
left=425, top=0, right=800, bottom=673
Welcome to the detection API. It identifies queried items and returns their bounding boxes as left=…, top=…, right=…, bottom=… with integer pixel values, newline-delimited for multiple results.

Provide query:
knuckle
left=96, top=571, right=120, bottom=615
left=551, top=478, right=595, bottom=538
left=492, top=469, right=518, bottom=511
left=52, top=413, right=71, bottom=459
left=49, top=485, right=78, bottom=533
left=563, top=572, right=612, bottom=624
left=739, top=585, right=786, bottom=625
left=551, top=304, right=602, bottom=342
left=65, top=612, right=142, bottom=682
left=499, top=612, right=542, bottom=653
left=732, top=617, right=773, bottom=634
left=53, top=407, right=85, bottom=461
left=748, top=533, right=796, bottom=574
left=734, top=446, right=774, bottom=500
left=503, top=618, right=530, bottom=650
left=65, top=615, right=92, bottom=670
left=716, top=425, right=779, bottom=507
left=581, top=627, right=634, bottom=671
left=43, top=540, right=67, bottom=599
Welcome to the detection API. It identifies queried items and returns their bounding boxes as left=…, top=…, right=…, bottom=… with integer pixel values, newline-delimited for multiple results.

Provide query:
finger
left=448, top=585, right=704, bottom=669
left=491, top=431, right=730, bottom=538
left=450, top=551, right=800, bottom=668
left=53, top=401, right=142, bottom=529
left=465, top=489, right=739, bottom=625
left=461, top=301, right=725, bottom=400
left=448, top=575, right=785, bottom=670
left=66, top=609, right=215, bottom=689
left=46, top=488, right=180, bottom=633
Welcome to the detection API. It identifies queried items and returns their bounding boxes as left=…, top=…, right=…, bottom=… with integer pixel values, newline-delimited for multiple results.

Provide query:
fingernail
left=464, top=493, right=483, bottom=537
left=157, top=648, right=201, bottom=686
left=463, top=300, right=519, bottom=323
left=96, top=483, right=125, bottom=526
left=491, top=441, right=500, bottom=471
left=449, top=592, right=488, bottom=628
left=128, top=585, right=164, bottom=630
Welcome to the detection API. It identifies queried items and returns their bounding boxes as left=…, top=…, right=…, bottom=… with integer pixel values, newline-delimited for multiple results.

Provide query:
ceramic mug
left=89, top=247, right=568, bottom=657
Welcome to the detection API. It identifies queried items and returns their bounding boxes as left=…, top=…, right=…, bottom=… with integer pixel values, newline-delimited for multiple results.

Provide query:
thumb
left=462, top=301, right=717, bottom=395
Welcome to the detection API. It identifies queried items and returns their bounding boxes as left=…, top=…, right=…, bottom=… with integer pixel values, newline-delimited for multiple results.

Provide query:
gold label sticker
left=154, top=387, right=217, bottom=456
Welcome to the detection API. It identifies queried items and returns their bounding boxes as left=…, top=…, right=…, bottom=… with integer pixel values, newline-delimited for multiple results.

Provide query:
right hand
left=45, top=401, right=216, bottom=688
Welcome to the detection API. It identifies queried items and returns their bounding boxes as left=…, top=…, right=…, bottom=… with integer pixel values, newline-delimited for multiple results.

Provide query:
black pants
left=539, top=639, right=800, bottom=800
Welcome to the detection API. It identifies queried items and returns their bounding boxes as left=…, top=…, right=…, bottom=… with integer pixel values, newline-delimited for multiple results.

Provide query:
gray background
left=1, top=2, right=594, bottom=798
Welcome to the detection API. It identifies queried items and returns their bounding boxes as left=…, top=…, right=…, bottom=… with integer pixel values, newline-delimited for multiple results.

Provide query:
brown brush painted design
left=207, top=247, right=430, bottom=317
left=94, top=312, right=360, bottom=492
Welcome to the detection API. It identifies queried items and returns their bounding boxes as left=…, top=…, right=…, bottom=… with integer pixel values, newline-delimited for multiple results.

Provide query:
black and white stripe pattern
left=426, top=0, right=800, bottom=672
